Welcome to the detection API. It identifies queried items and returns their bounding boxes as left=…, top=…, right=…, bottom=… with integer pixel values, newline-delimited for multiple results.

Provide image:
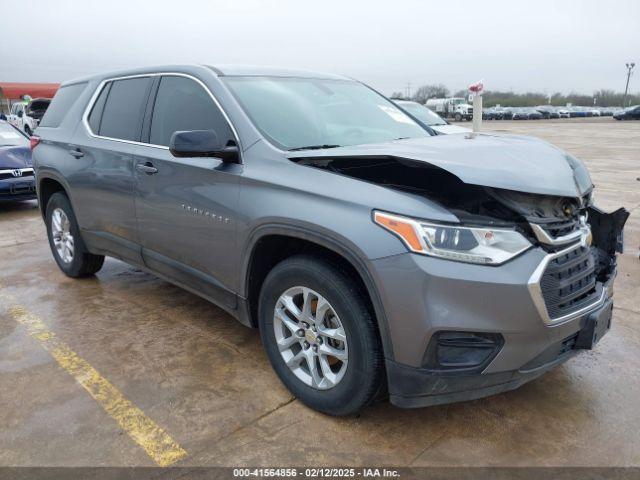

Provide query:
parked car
left=535, top=106, right=559, bottom=119
left=393, top=100, right=471, bottom=134
left=0, top=121, right=36, bottom=202
left=8, top=98, right=51, bottom=136
left=497, top=107, right=513, bottom=120
left=33, top=65, right=628, bottom=415
left=557, top=108, right=571, bottom=118
left=614, top=105, right=640, bottom=120
left=525, top=108, right=543, bottom=120
left=569, top=107, right=588, bottom=118
left=482, top=108, right=498, bottom=120
left=511, top=108, right=530, bottom=120
left=489, top=108, right=505, bottom=120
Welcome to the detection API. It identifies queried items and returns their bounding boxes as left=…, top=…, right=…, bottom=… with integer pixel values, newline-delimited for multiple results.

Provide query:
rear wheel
left=258, top=255, right=383, bottom=416
left=45, top=192, right=104, bottom=277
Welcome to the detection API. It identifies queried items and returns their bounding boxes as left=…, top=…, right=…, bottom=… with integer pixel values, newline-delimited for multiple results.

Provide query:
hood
left=431, top=124, right=472, bottom=135
left=286, top=133, right=593, bottom=198
left=0, top=146, right=32, bottom=169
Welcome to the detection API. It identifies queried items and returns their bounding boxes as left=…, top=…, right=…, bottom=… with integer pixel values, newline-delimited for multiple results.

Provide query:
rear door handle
left=136, top=162, right=158, bottom=174
left=68, top=148, right=84, bottom=158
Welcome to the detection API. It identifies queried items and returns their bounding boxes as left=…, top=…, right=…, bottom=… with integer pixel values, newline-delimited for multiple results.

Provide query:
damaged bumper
left=373, top=206, right=628, bottom=408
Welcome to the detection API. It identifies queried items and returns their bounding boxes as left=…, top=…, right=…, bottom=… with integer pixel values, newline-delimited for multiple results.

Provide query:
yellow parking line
left=0, top=289, right=187, bottom=467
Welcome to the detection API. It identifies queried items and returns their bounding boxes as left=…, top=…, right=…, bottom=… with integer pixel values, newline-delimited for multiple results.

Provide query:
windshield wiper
left=288, top=144, right=342, bottom=151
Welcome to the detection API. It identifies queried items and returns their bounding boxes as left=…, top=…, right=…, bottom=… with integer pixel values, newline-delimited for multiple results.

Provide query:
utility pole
left=405, top=82, right=411, bottom=100
left=623, top=62, right=635, bottom=107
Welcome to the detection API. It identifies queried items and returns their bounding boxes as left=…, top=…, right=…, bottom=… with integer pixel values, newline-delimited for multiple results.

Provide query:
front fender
left=239, top=222, right=397, bottom=360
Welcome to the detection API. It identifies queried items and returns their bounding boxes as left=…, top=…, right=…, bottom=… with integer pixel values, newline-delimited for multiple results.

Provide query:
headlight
left=374, top=211, right=531, bottom=265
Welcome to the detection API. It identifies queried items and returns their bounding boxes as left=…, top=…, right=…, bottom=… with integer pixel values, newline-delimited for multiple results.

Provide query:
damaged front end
left=292, top=154, right=629, bottom=324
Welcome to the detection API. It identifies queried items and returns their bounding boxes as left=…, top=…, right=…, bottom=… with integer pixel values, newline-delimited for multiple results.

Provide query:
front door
left=133, top=75, right=241, bottom=310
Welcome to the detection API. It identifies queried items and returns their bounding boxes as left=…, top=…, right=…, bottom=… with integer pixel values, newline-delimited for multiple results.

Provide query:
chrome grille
left=529, top=216, right=585, bottom=247
left=0, top=168, right=34, bottom=180
left=540, top=217, right=579, bottom=238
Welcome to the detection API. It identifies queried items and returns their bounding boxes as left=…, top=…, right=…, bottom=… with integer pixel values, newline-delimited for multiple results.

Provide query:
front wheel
left=258, top=255, right=384, bottom=416
left=454, top=112, right=462, bottom=122
left=45, top=192, right=105, bottom=277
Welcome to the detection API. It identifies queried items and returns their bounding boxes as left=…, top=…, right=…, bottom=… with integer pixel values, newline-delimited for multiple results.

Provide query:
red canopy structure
left=0, top=82, right=60, bottom=100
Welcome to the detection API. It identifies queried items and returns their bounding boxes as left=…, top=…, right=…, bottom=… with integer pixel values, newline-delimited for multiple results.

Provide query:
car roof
left=59, top=64, right=352, bottom=87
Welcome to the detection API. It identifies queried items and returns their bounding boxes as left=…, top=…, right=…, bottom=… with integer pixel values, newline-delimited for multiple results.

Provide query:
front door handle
left=136, top=162, right=158, bottom=175
left=68, top=148, right=84, bottom=158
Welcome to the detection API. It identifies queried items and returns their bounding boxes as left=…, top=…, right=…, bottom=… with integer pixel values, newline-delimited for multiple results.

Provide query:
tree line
left=390, top=84, right=640, bottom=107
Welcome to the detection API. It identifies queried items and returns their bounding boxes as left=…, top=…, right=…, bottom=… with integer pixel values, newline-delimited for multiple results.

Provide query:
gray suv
left=33, top=65, right=628, bottom=415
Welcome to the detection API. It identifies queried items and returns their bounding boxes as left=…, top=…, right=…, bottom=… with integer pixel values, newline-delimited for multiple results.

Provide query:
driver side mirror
left=169, top=130, right=240, bottom=163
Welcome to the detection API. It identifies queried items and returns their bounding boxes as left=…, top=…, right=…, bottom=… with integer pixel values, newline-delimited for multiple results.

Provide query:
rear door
left=70, top=76, right=154, bottom=264
left=133, top=74, right=240, bottom=309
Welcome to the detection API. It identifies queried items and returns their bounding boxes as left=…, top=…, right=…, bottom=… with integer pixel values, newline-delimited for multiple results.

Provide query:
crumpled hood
left=0, top=146, right=32, bottom=169
left=287, top=133, right=593, bottom=198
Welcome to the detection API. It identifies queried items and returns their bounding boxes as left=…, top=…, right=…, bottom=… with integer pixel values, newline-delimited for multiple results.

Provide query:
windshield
left=223, top=76, right=431, bottom=150
left=0, top=122, right=28, bottom=147
left=397, top=102, right=447, bottom=126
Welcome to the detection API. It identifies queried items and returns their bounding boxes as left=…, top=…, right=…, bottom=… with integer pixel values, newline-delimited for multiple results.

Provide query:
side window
left=39, top=82, right=87, bottom=128
left=87, top=82, right=111, bottom=133
left=149, top=76, right=234, bottom=147
left=99, top=77, right=151, bottom=141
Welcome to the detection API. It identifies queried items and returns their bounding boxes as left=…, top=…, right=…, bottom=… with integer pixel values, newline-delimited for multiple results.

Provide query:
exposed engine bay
left=292, top=155, right=629, bottom=283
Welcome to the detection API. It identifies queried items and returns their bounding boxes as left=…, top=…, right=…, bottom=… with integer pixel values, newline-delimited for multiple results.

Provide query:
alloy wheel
left=51, top=208, right=74, bottom=263
left=273, top=286, right=348, bottom=390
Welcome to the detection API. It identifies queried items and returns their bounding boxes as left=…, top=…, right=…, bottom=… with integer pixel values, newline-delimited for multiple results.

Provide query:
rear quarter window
left=39, top=82, right=88, bottom=128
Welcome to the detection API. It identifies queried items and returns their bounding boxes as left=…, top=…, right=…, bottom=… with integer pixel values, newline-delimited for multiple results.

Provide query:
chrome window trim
left=527, top=229, right=607, bottom=326
left=81, top=72, right=243, bottom=160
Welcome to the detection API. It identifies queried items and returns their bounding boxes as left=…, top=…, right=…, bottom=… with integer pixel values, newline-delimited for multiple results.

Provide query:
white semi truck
left=425, top=97, right=473, bottom=121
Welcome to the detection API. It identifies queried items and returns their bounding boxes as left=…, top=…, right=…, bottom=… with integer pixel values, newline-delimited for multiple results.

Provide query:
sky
left=1, top=0, right=638, bottom=96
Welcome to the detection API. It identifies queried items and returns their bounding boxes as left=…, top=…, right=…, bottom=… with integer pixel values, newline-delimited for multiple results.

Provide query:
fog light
left=422, top=331, right=504, bottom=371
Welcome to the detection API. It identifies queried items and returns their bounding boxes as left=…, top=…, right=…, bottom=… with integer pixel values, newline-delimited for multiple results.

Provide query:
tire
left=454, top=113, right=462, bottom=122
left=258, top=255, right=384, bottom=416
left=45, top=192, right=105, bottom=277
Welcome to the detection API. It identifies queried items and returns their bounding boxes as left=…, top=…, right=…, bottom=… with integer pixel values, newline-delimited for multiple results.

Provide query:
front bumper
left=370, top=243, right=617, bottom=408
left=387, top=297, right=613, bottom=408
left=0, top=176, right=37, bottom=201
